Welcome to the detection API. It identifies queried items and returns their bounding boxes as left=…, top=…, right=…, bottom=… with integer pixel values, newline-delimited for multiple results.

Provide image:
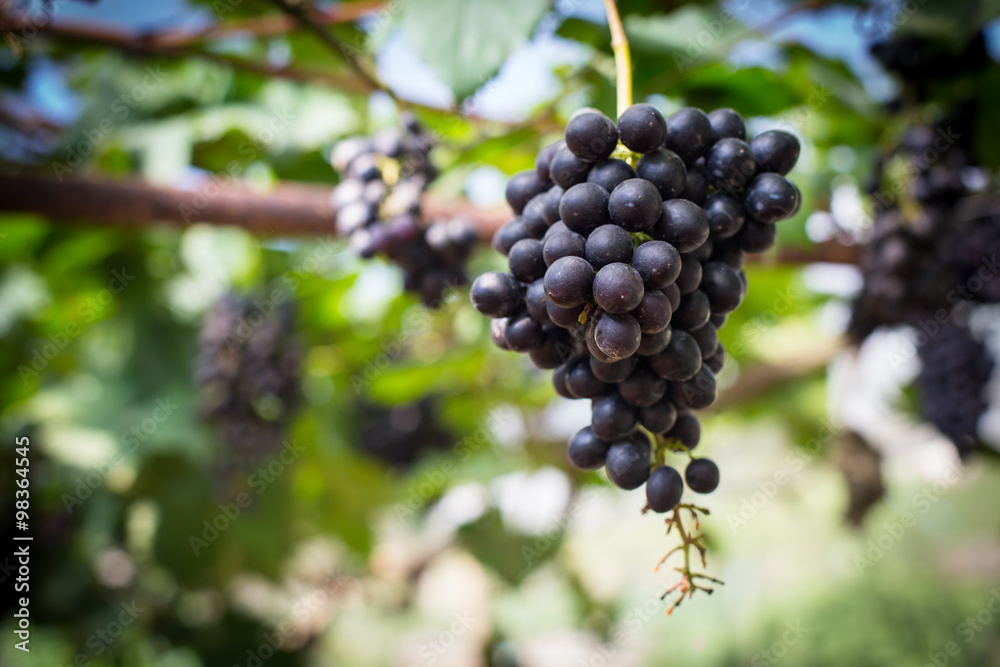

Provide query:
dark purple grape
left=550, top=146, right=593, bottom=188
left=618, top=103, right=666, bottom=153
left=490, top=318, right=509, bottom=350
left=735, top=218, right=778, bottom=254
left=688, top=323, right=719, bottom=358
left=505, top=313, right=543, bottom=352
left=685, top=458, right=719, bottom=493
left=618, top=363, right=666, bottom=407
left=587, top=159, right=635, bottom=193
left=700, top=261, right=744, bottom=314
left=637, top=327, right=672, bottom=356
left=589, top=355, right=639, bottom=383
left=703, top=193, right=746, bottom=239
left=565, top=111, right=619, bottom=162
left=543, top=231, right=587, bottom=267
left=670, top=366, right=717, bottom=410
left=711, top=239, right=745, bottom=269
left=673, top=290, right=711, bottom=331
left=525, top=279, right=552, bottom=324
left=506, top=170, right=548, bottom=214
left=635, top=149, right=687, bottom=200
left=653, top=199, right=710, bottom=253
left=546, top=300, right=585, bottom=329
left=560, top=182, right=611, bottom=235
left=568, top=426, right=611, bottom=469
left=594, top=312, right=642, bottom=360
left=675, top=255, right=703, bottom=295
left=492, top=218, right=531, bottom=256
left=609, top=179, right=663, bottom=232
left=663, top=282, right=681, bottom=310
left=743, top=173, right=801, bottom=223
left=680, top=166, right=708, bottom=205
left=631, top=240, right=681, bottom=290
left=508, top=238, right=547, bottom=283
left=566, top=356, right=609, bottom=398
left=536, top=140, right=565, bottom=184
left=591, top=393, right=638, bottom=440
left=552, top=363, right=574, bottom=399
left=632, top=289, right=672, bottom=333
left=470, top=272, right=522, bottom=317
left=648, top=330, right=701, bottom=381
left=708, top=108, right=746, bottom=142
left=593, top=263, right=645, bottom=314
left=605, top=435, right=652, bottom=490
left=750, top=130, right=800, bottom=175
left=646, top=465, right=684, bottom=512
left=666, top=411, right=700, bottom=449
left=639, top=398, right=677, bottom=434
left=705, top=138, right=756, bottom=191
left=663, top=107, right=713, bottom=165
left=544, top=256, right=595, bottom=308
left=586, top=224, right=634, bottom=269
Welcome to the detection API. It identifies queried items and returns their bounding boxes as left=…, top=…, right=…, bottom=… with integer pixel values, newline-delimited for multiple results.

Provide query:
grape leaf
left=400, top=0, right=548, bottom=100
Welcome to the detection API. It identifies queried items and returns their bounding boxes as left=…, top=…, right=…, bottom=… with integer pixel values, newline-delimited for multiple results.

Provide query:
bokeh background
left=3, top=0, right=1000, bottom=665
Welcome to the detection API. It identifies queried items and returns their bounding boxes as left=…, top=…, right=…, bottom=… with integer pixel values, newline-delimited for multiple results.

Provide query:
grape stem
left=602, top=0, right=633, bottom=120
left=656, top=503, right=723, bottom=614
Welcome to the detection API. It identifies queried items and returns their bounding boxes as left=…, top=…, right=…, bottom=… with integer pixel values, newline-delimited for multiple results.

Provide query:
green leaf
left=401, top=0, right=548, bottom=100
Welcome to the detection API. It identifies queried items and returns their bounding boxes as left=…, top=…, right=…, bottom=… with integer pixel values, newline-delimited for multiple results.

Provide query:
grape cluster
left=916, top=322, right=993, bottom=457
left=331, top=115, right=477, bottom=307
left=353, top=396, right=454, bottom=468
left=470, top=104, right=801, bottom=511
left=196, top=292, right=302, bottom=476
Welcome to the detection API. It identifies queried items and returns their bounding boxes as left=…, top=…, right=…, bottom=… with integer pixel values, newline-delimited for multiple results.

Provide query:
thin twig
left=602, top=0, right=632, bottom=119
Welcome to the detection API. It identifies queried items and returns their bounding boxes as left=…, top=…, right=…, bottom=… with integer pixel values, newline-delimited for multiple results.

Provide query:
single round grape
left=525, top=279, right=552, bottom=324
left=587, top=158, right=635, bottom=193
left=743, top=173, right=801, bottom=223
left=646, top=465, right=684, bottom=512
left=734, top=218, right=778, bottom=254
left=688, top=323, right=719, bottom=358
left=618, top=363, right=667, bottom=407
left=689, top=238, right=713, bottom=263
left=750, top=129, right=800, bottom=175
left=492, top=218, right=531, bottom=256
left=685, top=458, right=720, bottom=493
left=653, top=199, right=710, bottom=253
left=543, top=230, right=587, bottom=267
left=566, top=357, right=609, bottom=398
left=529, top=334, right=566, bottom=369
left=680, top=166, right=708, bottom=205
left=546, top=300, right=586, bottom=329
left=591, top=393, right=638, bottom=440
left=618, top=103, right=667, bottom=154
left=559, top=182, right=611, bottom=235
left=637, top=327, right=672, bottom=356
left=640, top=398, right=678, bottom=434
left=672, top=290, right=711, bottom=331
left=589, top=355, right=639, bottom=383
left=594, top=311, right=642, bottom=360
left=550, top=146, right=593, bottom=188
left=631, top=240, right=681, bottom=290
left=593, top=263, right=645, bottom=314
left=700, top=261, right=744, bottom=314
left=663, top=107, right=713, bottom=165
left=544, top=256, right=595, bottom=308
left=586, top=224, right=634, bottom=269
left=711, top=239, right=745, bottom=270
left=535, top=140, right=565, bottom=184
left=508, top=238, right=547, bottom=283
left=648, top=329, right=701, bottom=381
left=635, top=149, right=687, bottom=200
left=470, top=271, right=522, bottom=317
left=705, top=138, right=757, bottom=191
left=609, top=179, right=663, bottom=232
left=670, top=366, right=717, bottom=410
left=552, top=363, right=575, bottom=399
left=586, top=334, right=616, bottom=363
left=541, top=186, right=564, bottom=224
left=705, top=345, right=726, bottom=374
left=504, top=313, right=543, bottom=352
left=703, top=192, right=746, bottom=239
left=543, top=220, right=569, bottom=241
left=709, top=312, right=728, bottom=329
left=675, top=256, right=703, bottom=295
left=708, top=107, right=746, bottom=142
left=565, top=111, right=619, bottom=162
left=567, top=426, right=611, bottom=470
left=666, top=411, right=700, bottom=449
left=605, top=435, right=652, bottom=490
left=632, top=289, right=672, bottom=334
left=506, top=170, right=549, bottom=214
left=490, top=318, right=509, bottom=350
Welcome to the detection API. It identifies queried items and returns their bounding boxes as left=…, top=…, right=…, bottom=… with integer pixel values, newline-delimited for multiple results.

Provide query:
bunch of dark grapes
left=353, top=396, right=454, bottom=468
left=196, top=292, right=302, bottom=477
left=916, top=322, right=993, bottom=457
left=470, top=104, right=801, bottom=511
left=331, top=115, right=477, bottom=307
